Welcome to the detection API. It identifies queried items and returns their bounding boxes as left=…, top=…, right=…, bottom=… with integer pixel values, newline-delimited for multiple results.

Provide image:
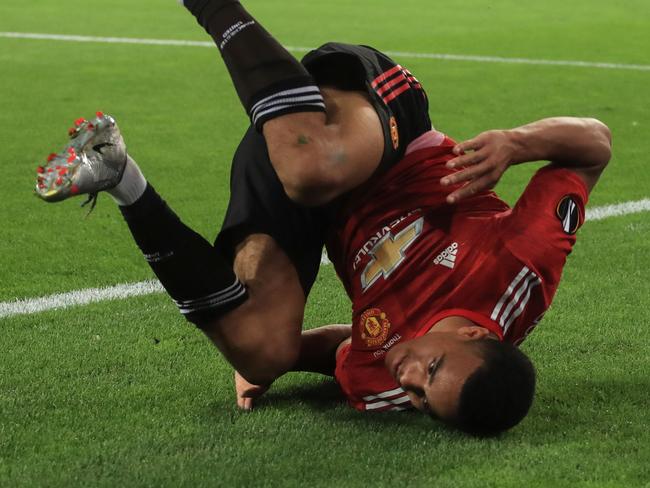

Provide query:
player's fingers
left=440, top=163, right=490, bottom=187
left=236, top=393, right=247, bottom=410
left=236, top=388, right=255, bottom=410
left=446, top=173, right=496, bottom=204
left=446, top=149, right=487, bottom=169
left=235, top=370, right=254, bottom=410
left=453, top=136, right=484, bottom=155
left=242, top=397, right=253, bottom=411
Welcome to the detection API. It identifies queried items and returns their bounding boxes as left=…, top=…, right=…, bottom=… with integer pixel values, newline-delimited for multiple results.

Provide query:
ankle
left=107, top=156, right=147, bottom=206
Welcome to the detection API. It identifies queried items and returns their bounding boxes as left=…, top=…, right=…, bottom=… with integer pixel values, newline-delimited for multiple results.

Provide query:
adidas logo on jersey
left=434, top=242, right=459, bottom=269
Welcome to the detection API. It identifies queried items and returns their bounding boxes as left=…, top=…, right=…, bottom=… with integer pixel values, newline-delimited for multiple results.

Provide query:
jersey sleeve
left=333, top=343, right=360, bottom=410
left=461, top=166, right=589, bottom=344
left=334, top=342, right=351, bottom=383
left=500, top=165, right=589, bottom=287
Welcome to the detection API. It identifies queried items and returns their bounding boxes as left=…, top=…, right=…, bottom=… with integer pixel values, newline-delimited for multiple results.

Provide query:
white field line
left=0, top=281, right=164, bottom=319
left=586, top=198, right=650, bottom=221
left=2, top=32, right=650, bottom=72
left=1, top=199, right=648, bottom=320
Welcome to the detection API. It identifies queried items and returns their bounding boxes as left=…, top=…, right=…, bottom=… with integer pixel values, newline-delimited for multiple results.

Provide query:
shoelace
left=81, top=193, right=98, bottom=217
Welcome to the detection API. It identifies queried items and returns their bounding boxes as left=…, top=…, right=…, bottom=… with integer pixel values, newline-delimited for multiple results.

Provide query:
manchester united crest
left=360, top=308, right=391, bottom=347
left=389, top=116, right=399, bottom=150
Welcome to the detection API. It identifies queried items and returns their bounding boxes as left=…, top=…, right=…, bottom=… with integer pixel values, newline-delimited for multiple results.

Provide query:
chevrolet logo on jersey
left=361, top=217, right=424, bottom=292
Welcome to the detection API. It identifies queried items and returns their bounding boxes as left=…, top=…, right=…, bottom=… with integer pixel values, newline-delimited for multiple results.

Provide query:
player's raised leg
left=181, top=0, right=325, bottom=129
left=180, top=1, right=384, bottom=205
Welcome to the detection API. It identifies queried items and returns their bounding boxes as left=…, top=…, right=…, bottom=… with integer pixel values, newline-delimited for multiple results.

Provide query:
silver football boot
left=35, top=112, right=127, bottom=203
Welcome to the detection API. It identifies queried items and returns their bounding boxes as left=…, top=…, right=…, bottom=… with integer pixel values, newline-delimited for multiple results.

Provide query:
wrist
left=504, top=128, right=529, bottom=165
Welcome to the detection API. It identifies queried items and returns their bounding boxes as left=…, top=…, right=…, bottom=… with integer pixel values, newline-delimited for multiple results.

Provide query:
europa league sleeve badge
left=556, top=196, right=581, bottom=235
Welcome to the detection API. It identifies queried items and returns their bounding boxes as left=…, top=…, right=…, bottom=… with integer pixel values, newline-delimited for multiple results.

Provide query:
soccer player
left=35, top=1, right=611, bottom=436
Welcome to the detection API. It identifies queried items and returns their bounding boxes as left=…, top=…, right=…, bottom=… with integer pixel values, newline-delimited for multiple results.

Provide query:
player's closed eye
left=427, top=356, right=443, bottom=385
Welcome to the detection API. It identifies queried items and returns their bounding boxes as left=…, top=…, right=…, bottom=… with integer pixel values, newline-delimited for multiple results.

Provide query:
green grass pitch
left=1, top=1, right=649, bottom=486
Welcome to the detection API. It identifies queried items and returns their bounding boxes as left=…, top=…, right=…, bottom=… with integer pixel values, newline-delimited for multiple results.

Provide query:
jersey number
left=361, top=218, right=423, bottom=292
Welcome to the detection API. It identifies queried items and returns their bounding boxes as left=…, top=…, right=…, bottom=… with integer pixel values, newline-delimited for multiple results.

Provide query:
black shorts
left=214, top=126, right=329, bottom=296
left=215, top=43, right=432, bottom=296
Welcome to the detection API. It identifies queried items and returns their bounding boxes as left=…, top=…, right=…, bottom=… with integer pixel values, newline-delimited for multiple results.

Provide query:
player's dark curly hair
left=453, top=339, right=536, bottom=437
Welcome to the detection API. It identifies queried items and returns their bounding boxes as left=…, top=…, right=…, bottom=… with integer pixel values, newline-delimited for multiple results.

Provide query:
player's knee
left=199, top=303, right=304, bottom=385
left=199, top=313, right=301, bottom=384
left=264, top=114, right=344, bottom=206
left=254, top=341, right=300, bottom=379
left=244, top=341, right=301, bottom=385
left=279, top=158, right=343, bottom=206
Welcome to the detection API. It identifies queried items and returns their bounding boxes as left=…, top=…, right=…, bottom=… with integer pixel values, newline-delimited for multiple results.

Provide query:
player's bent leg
left=198, top=234, right=306, bottom=386
left=36, top=114, right=309, bottom=387
left=118, top=185, right=248, bottom=320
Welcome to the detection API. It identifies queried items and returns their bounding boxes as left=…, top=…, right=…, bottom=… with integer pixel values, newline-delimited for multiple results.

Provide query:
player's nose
left=398, top=358, right=427, bottom=392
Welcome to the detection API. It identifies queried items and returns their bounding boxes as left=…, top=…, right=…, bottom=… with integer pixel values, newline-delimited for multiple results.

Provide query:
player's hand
left=440, top=130, right=517, bottom=203
left=234, top=370, right=270, bottom=411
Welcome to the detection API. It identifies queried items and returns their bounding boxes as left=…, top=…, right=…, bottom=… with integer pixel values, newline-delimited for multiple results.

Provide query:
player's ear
left=456, top=326, right=492, bottom=341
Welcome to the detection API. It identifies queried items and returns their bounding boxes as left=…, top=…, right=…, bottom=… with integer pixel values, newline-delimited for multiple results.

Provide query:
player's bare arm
left=441, top=117, right=612, bottom=202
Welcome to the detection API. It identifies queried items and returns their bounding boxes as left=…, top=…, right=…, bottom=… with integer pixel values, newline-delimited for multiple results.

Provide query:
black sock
left=120, top=184, right=247, bottom=325
left=183, top=0, right=325, bottom=129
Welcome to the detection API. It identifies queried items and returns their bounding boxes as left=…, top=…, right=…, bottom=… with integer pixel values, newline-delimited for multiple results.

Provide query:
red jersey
left=328, top=131, right=589, bottom=412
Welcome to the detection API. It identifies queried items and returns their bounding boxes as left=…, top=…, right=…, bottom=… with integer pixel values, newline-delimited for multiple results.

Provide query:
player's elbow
left=586, top=118, right=613, bottom=169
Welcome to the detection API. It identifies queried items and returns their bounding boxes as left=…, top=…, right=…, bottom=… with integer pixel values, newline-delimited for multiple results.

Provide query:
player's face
left=384, top=333, right=486, bottom=421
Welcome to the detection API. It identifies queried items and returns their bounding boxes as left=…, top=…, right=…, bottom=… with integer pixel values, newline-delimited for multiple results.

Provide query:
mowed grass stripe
left=2, top=198, right=648, bottom=319
left=2, top=31, right=650, bottom=72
